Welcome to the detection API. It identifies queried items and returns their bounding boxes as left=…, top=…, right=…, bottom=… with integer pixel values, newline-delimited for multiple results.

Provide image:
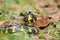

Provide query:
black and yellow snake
left=0, top=11, right=40, bottom=34
left=0, top=25, right=38, bottom=34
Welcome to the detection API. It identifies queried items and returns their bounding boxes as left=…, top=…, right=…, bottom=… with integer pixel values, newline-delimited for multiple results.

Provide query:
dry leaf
left=33, top=15, right=50, bottom=28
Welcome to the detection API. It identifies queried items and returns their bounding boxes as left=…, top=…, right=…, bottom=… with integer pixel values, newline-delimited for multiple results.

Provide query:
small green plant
left=39, top=32, right=45, bottom=39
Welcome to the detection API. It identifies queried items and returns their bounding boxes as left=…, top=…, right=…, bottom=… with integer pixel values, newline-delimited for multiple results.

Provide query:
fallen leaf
left=33, top=15, right=50, bottom=28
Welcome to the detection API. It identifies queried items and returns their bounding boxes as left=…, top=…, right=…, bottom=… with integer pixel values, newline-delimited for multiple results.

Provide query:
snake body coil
left=0, top=25, right=38, bottom=34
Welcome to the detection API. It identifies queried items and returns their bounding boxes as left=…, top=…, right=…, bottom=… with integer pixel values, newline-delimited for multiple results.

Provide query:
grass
left=0, top=0, right=60, bottom=40
left=39, top=32, right=45, bottom=39
left=0, top=32, right=36, bottom=40
left=0, top=1, right=36, bottom=40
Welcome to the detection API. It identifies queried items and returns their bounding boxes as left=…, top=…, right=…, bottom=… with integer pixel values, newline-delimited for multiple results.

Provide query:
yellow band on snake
left=12, top=28, right=16, bottom=33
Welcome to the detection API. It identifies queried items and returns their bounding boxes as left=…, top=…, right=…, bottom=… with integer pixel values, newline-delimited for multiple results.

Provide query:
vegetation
left=0, top=0, right=60, bottom=40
